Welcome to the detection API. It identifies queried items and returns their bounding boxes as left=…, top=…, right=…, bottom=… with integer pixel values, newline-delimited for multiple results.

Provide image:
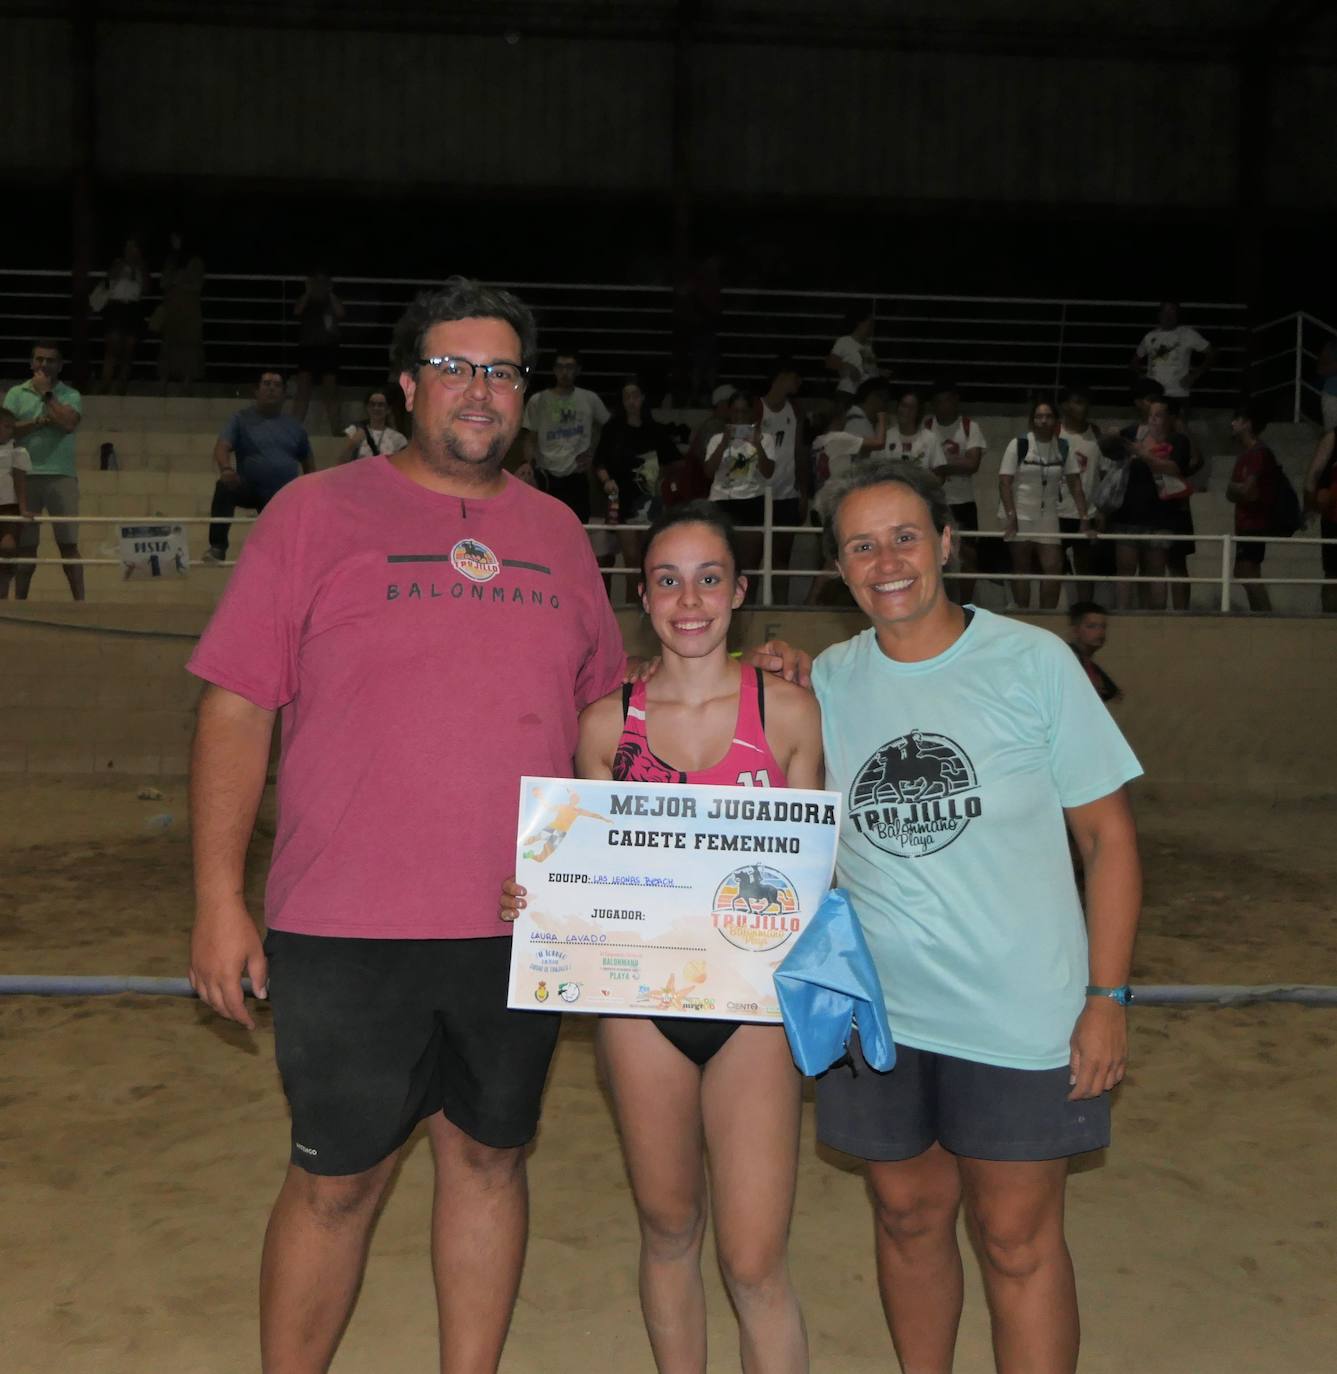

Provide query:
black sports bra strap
left=755, top=666, right=765, bottom=728
left=621, top=681, right=634, bottom=720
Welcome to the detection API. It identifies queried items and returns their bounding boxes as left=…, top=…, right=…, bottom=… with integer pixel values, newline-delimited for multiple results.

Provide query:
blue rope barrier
left=0, top=976, right=1335, bottom=1004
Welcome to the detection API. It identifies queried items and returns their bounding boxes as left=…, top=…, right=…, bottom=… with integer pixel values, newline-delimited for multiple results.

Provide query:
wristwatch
left=1086, top=984, right=1134, bottom=1005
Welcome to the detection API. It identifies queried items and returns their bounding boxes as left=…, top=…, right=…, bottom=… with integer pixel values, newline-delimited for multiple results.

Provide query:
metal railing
left=1250, top=310, right=1337, bottom=423
left=0, top=267, right=1252, bottom=405
left=6, top=502, right=1333, bottom=615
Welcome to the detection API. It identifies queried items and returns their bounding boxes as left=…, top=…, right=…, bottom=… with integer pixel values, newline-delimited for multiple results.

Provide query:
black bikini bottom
left=652, top=1017, right=740, bottom=1067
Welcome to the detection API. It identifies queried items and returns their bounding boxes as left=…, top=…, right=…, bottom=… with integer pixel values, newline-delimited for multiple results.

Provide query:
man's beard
left=420, top=424, right=512, bottom=483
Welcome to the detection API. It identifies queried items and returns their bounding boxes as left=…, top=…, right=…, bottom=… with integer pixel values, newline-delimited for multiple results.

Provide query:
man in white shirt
left=757, top=358, right=808, bottom=603
left=924, top=380, right=988, bottom=603
left=521, top=347, right=609, bottom=521
left=1132, top=301, right=1215, bottom=401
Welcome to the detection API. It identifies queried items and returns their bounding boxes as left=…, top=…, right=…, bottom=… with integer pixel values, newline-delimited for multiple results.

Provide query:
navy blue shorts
left=815, top=1034, right=1111, bottom=1163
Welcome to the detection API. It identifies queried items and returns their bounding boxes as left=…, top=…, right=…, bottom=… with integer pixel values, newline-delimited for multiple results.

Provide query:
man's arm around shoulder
left=188, top=684, right=276, bottom=1029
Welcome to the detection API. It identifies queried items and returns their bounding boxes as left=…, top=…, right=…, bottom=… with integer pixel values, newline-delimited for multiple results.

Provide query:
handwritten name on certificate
left=506, top=776, right=841, bottom=1023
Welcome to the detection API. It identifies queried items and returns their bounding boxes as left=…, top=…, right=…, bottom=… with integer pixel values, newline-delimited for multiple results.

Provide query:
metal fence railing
left=0, top=268, right=1255, bottom=407
left=6, top=503, right=1333, bottom=616
left=1249, top=310, right=1337, bottom=424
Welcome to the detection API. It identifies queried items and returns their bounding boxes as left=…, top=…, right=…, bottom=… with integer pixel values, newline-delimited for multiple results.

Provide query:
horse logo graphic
left=711, top=864, right=800, bottom=953
left=451, top=537, right=501, bottom=583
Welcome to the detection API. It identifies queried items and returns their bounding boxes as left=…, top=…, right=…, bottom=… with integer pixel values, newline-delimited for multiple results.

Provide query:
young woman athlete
left=503, top=500, right=822, bottom=1374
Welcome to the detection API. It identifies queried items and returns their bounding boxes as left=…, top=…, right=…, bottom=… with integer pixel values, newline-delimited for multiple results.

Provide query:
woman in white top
left=337, top=390, right=409, bottom=463
left=706, top=390, right=775, bottom=597
left=880, top=389, right=948, bottom=475
left=998, top=398, right=1091, bottom=610
left=98, top=236, right=148, bottom=394
left=826, top=304, right=879, bottom=396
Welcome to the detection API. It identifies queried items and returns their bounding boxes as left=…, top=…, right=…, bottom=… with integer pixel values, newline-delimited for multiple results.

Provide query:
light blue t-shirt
left=812, top=608, right=1142, bottom=1070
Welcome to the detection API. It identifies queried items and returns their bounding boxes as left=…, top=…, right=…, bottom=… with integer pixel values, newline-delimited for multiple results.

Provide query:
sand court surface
left=3, top=778, right=1335, bottom=1373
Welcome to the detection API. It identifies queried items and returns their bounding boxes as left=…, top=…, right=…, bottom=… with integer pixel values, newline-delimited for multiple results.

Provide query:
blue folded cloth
left=774, top=888, right=895, bottom=1075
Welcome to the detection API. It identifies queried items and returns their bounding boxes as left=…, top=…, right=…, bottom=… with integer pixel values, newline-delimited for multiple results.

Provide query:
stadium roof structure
left=18, top=0, right=1337, bottom=56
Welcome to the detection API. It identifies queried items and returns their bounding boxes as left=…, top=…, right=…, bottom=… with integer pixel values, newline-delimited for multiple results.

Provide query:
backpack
left=1015, top=435, right=1069, bottom=467
left=1269, top=455, right=1302, bottom=537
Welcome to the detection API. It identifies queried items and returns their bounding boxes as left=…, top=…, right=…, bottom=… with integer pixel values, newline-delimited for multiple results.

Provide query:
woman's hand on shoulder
left=743, top=639, right=812, bottom=688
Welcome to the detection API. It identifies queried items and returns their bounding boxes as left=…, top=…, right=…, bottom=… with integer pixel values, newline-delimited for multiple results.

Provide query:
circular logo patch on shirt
left=450, top=538, right=500, bottom=583
left=711, top=864, right=800, bottom=952
left=848, top=731, right=981, bottom=859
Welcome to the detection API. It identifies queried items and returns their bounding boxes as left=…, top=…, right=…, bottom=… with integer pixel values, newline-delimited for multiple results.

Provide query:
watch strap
left=1086, top=983, right=1133, bottom=1005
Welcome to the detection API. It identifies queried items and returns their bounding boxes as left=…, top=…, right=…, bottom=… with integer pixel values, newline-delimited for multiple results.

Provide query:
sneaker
left=201, top=547, right=226, bottom=564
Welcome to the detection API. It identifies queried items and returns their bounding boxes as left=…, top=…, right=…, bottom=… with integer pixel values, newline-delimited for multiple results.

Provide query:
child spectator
left=1226, top=402, right=1278, bottom=613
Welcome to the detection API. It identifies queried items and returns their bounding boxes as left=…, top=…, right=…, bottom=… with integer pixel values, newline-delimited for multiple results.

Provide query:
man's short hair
left=32, top=338, right=61, bottom=357
left=841, top=302, right=875, bottom=333
left=552, top=346, right=581, bottom=365
left=258, top=369, right=284, bottom=384
left=1068, top=600, right=1108, bottom=624
left=852, top=377, right=891, bottom=407
left=1132, top=377, right=1165, bottom=403
left=930, top=379, right=959, bottom=398
left=1234, top=399, right=1270, bottom=435
left=1059, top=384, right=1090, bottom=405
left=391, top=276, right=538, bottom=375
left=769, top=355, right=801, bottom=385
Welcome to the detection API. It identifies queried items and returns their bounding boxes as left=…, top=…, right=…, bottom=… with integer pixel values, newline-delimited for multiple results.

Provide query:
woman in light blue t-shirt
left=809, top=456, right=1144, bottom=1374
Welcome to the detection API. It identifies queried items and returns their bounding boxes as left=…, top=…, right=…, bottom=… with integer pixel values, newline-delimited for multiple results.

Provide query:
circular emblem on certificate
left=711, top=864, right=800, bottom=953
left=451, top=537, right=501, bottom=583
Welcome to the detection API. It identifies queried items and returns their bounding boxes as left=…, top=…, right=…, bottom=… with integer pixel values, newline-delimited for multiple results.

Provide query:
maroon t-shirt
left=188, top=457, right=626, bottom=939
left=1231, top=442, right=1278, bottom=534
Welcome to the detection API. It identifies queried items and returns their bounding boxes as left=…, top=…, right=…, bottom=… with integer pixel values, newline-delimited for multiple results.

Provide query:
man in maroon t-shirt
left=1227, top=402, right=1277, bottom=613
left=187, top=279, right=629, bottom=1373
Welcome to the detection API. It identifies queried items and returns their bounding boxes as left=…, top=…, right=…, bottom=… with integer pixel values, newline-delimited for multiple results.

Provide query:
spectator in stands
left=337, top=390, right=409, bottom=464
left=1057, top=386, right=1106, bottom=603
left=880, top=387, right=947, bottom=476
left=1304, top=426, right=1337, bottom=613
left=522, top=347, right=609, bottom=522
left=97, top=236, right=148, bottom=395
left=1101, top=421, right=1167, bottom=613
left=156, top=232, right=206, bottom=393
left=205, top=371, right=314, bottom=563
left=826, top=303, right=879, bottom=397
left=845, top=376, right=892, bottom=442
left=292, top=268, right=345, bottom=436
left=594, top=375, right=681, bottom=589
left=1141, top=398, right=1199, bottom=610
left=1226, top=402, right=1277, bottom=613
left=998, top=398, right=1089, bottom=610
left=706, top=390, right=774, bottom=591
left=5, top=341, right=84, bottom=601
left=924, top=380, right=987, bottom=604
left=1068, top=601, right=1122, bottom=703
left=0, top=407, right=32, bottom=599
left=1132, top=300, right=1215, bottom=403
left=1318, top=335, right=1337, bottom=435
left=757, top=357, right=809, bottom=602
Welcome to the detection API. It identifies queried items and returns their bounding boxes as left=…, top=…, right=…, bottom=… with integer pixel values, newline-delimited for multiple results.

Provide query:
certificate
left=506, top=776, right=842, bottom=1023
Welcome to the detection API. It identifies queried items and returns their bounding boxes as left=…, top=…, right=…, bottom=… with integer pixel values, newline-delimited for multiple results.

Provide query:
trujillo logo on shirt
left=848, top=731, right=982, bottom=858
left=384, top=538, right=563, bottom=608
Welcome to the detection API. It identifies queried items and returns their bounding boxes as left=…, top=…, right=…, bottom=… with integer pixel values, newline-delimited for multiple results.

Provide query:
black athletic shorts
left=771, top=496, right=804, bottom=529
left=265, top=931, right=560, bottom=1176
left=949, top=501, right=979, bottom=544
left=1236, top=539, right=1267, bottom=566
left=815, top=1033, right=1110, bottom=1163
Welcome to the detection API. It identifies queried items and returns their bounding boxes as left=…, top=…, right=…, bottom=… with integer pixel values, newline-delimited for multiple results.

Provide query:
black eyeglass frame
left=414, top=355, right=531, bottom=390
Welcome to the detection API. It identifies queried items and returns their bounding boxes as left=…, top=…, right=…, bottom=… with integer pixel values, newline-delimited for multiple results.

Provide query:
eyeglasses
left=416, top=356, right=529, bottom=391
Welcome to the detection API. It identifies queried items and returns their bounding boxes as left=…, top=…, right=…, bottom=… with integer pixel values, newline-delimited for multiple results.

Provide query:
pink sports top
left=612, top=667, right=788, bottom=788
